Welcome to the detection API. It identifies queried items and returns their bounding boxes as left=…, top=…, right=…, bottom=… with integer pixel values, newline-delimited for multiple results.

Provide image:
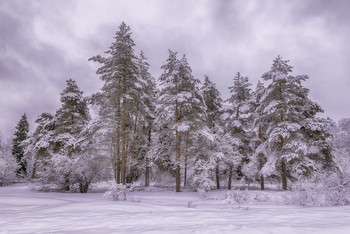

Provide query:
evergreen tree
left=135, top=51, right=157, bottom=186
left=224, top=72, right=253, bottom=190
left=28, top=80, right=98, bottom=193
left=257, top=56, right=333, bottom=190
left=201, top=76, right=223, bottom=189
left=155, top=51, right=211, bottom=192
left=89, top=22, right=143, bottom=184
left=53, top=79, right=90, bottom=156
left=1, top=135, right=18, bottom=185
left=246, top=80, right=268, bottom=190
left=24, top=112, right=55, bottom=179
left=12, top=113, right=29, bottom=177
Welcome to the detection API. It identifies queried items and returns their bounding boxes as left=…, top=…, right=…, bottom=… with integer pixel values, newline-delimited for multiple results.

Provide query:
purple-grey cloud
left=1, top=0, right=350, bottom=138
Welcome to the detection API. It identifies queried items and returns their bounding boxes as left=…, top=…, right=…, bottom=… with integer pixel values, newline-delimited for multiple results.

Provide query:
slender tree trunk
left=184, top=154, right=188, bottom=188
left=175, top=129, right=181, bottom=192
left=260, top=174, right=265, bottom=190
left=258, top=127, right=265, bottom=190
left=279, top=135, right=287, bottom=190
left=121, top=99, right=127, bottom=185
left=281, top=159, right=287, bottom=190
left=31, top=158, right=38, bottom=179
left=183, top=132, right=189, bottom=188
left=116, top=99, right=121, bottom=184
left=175, top=100, right=181, bottom=192
left=216, top=164, right=220, bottom=189
left=228, top=165, right=233, bottom=190
left=145, top=162, right=150, bottom=187
left=259, top=153, right=265, bottom=190
left=145, top=127, right=152, bottom=187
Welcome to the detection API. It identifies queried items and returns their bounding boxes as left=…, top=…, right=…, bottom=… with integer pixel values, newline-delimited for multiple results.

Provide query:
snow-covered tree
left=134, top=51, right=157, bottom=186
left=155, top=51, right=211, bottom=192
left=23, top=112, right=55, bottom=179
left=223, top=72, right=253, bottom=190
left=244, top=80, right=268, bottom=190
left=28, top=79, right=104, bottom=193
left=332, top=119, right=350, bottom=184
left=12, top=113, right=29, bottom=177
left=0, top=136, right=18, bottom=186
left=257, top=56, right=333, bottom=190
left=89, top=22, right=145, bottom=185
left=201, top=75, right=223, bottom=189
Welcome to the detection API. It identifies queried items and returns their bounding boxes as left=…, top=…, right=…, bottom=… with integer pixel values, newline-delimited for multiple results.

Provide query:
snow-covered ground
left=1, top=184, right=350, bottom=234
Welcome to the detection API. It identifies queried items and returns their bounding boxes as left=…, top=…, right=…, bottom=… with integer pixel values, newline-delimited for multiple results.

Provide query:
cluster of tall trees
left=1, top=22, right=337, bottom=192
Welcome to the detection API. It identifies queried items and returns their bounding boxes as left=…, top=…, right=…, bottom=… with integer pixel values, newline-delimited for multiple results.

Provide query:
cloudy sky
left=1, top=0, right=350, bottom=138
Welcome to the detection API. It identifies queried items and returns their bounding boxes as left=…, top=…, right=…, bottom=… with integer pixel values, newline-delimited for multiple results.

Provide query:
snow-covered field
left=1, top=184, right=350, bottom=234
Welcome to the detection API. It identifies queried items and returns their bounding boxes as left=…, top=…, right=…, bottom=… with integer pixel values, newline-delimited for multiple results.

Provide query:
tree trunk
left=184, top=153, right=188, bottom=188
left=279, top=135, right=287, bottom=190
left=145, top=127, right=152, bottom=187
left=175, top=99, right=181, bottom=192
left=145, top=163, right=150, bottom=187
left=175, top=129, right=181, bottom=192
left=31, top=158, right=38, bottom=179
left=216, top=164, right=220, bottom=189
left=281, top=159, right=287, bottom=190
left=258, top=153, right=265, bottom=190
left=228, top=165, right=233, bottom=190
left=116, top=99, right=121, bottom=184
left=183, top=132, right=189, bottom=188
left=121, top=99, right=127, bottom=185
left=260, top=174, right=265, bottom=190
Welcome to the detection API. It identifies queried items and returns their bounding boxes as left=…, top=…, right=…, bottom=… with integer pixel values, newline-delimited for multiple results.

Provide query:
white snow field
left=1, top=184, right=350, bottom=234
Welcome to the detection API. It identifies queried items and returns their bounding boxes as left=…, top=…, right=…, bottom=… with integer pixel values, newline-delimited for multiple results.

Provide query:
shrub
left=104, top=183, right=133, bottom=201
left=286, top=172, right=350, bottom=207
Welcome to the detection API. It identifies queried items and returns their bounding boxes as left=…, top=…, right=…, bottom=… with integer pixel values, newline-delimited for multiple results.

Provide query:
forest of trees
left=1, top=22, right=349, bottom=195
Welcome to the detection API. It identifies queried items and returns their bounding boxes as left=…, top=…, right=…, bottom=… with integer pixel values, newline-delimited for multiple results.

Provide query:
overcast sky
left=1, top=0, right=350, bottom=138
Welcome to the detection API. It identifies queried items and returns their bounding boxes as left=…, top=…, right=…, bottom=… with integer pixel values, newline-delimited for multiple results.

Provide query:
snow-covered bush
left=190, top=153, right=216, bottom=198
left=223, top=189, right=250, bottom=205
left=187, top=200, right=197, bottom=208
left=254, top=193, right=269, bottom=202
left=0, top=137, right=18, bottom=186
left=104, top=183, right=134, bottom=201
left=286, top=172, right=350, bottom=207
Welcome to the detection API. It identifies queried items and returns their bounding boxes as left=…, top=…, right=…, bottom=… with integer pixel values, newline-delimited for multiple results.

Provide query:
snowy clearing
left=1, top=184, right=350, bottom=234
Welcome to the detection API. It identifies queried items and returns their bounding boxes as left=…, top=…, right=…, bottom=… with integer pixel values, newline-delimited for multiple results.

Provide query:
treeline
left=2, top=22, right=340, bottom=193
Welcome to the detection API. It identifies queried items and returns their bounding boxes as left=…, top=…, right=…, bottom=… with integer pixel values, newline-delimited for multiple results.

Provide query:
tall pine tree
left=224, top=72, right=253, bottom=189
left=12, top=113, right=29, bottom=177
left=155, top=51, right=210, bottom=192
left=89, top=22, right=146, bottom=184
left=257, top=56, right=333, bottom=190
left=201, top=76, right=223, bottom=189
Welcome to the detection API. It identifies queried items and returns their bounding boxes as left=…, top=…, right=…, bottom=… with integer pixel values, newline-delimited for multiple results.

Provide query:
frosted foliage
left=0, top=138, right=18, bottom=185
left=255, top=56, right=332, bottom=188
left=191, top=156, right=216, bottom=196
left=104, top=183, right=133, bottom=201
left=223, top=189, right=250, bottom=205
left=286, top=172, right=350, bottom=207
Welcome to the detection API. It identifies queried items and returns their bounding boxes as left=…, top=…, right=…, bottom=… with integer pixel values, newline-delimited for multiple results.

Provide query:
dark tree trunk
left=175, top=100, right=181, bottom=192
left=116, top=99, right=121, bottom=184
left=260, top=174, right=265, bottom=190
left=281, top=159, right=287, bottom=190
left=175, top=129, right=181, bottom=192
left=145, top=164, right=150, bottom=187
left=121, top=100, right=127, bottom=185
left=183, top=132, right=189, bottom=188
left=145, top=127, right=152, bottom=187
left=184, top=153, right=188, bottom=187
left=258, top=153, right=265, bottom=190
left=228, top=165, right=233, bottom=190
left=216, top=164, right=220, bottom=189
